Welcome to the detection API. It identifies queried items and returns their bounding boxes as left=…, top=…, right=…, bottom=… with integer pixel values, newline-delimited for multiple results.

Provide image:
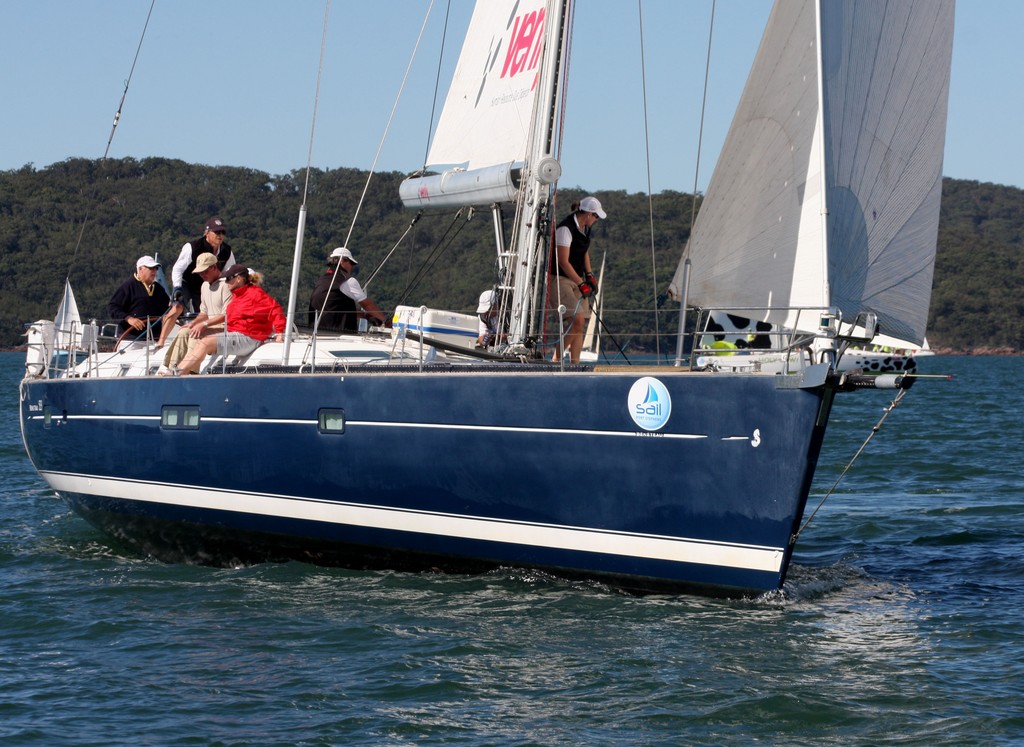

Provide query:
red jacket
left=226, top=284, right=286, bottom=341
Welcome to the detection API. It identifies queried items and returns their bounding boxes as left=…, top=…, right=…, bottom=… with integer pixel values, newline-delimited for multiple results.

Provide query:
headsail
left=54, top=280, right=82, bottom=349
left=670, top=0, right=954, bottom=346
left=399, top=0, right=549, bottom=209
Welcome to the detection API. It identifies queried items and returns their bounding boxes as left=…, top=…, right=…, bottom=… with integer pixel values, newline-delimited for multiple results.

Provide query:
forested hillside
left=1, top=157, right=1021, bottom=352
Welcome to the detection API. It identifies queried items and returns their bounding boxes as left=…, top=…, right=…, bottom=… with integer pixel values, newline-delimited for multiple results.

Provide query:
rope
left=792, top=386, right=911, bottom=543
left=66, top=0, right=157, bottom=284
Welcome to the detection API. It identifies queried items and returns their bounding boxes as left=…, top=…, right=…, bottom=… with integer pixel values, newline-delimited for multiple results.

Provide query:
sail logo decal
left=500, top=7, right=545, bottom=84
left=476, top=3, right=546, bottom=105
left=628, top=377, right=672, bottom=431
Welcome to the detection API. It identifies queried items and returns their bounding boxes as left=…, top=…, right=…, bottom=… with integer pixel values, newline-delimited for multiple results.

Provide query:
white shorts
left=216, top=332, right=261, bottom=357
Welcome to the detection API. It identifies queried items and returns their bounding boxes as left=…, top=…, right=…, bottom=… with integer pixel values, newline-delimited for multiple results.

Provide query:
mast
left=506, top=0, right=571, bottom=346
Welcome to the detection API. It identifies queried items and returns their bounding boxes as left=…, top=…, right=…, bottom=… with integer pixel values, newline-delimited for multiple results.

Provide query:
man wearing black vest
left=307, top=246, right=388, bottom=332
left=170, top=217, right=237, bottom=314
left=549, top=196, right=606, bottom=364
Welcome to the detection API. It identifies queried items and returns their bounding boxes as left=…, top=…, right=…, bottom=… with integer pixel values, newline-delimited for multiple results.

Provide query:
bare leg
left=157, top=304, right=184, bottom=348
left=564, top=314, right=586, bottom=364
left=176, top=335, right=218, bottom=375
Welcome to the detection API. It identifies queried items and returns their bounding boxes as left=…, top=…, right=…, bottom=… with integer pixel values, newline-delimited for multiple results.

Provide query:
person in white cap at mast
left=549, top=196, right=606, bottom=364
left=476, top=289, right=500, bottom=348
left=307, top=246, right=388, bottom=332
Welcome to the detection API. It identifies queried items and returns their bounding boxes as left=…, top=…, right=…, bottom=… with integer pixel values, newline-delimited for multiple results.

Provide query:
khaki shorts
left=216, top=331, right=261, bottom=357
left=548, top=275, right=591, bottom=322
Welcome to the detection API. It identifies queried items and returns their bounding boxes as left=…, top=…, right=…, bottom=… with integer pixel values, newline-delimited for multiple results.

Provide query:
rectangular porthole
left=42, top=406, right=52, bottom=429
left=318, top=409, right=346, bottom=434
left=161, top=406, right=201, bottom=430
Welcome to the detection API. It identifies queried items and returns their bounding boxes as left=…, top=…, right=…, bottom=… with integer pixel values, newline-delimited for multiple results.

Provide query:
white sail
left=427, top=0, right=547, bottom=169
left=54, top=279, right=82, bottom=349
left=400, top=0, right=549, bottom=209
left=670, top=0, right=954, bottom=346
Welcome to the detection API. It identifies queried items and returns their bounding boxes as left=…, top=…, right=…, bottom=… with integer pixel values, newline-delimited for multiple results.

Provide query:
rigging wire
left=636, top=0, right=661, bottom=359
left=291, top=0, right=332, bottom=343
left=362, top=212, right=422, bottom=289
left=686, top=0, right=716, bottom=254
left=421, top=0, right=453, bottom=170
left=670, top=0, right=716, bottom=365
left=300, top=1, right=331, bottom=210
left=792, top=386, right=911, bottom=543
left=392, top=210, right=474, bottom=308
left=66, top=0, right=156, bottom=284
left=342, top=0, right=436, bottom=250
left=310, top=0, right=433, bottom=338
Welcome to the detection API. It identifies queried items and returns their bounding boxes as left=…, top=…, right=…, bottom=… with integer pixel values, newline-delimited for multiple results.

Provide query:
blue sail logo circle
left=628, top=377, right=672, bottom=431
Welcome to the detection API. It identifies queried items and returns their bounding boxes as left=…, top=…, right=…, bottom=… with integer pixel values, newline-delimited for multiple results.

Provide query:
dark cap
left=222, top=264, right=248, bottom=280
left=205, top=217, right=227, bottom=233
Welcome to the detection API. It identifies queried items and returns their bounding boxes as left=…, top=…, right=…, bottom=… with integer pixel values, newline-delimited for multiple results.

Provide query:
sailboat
left=18, top=0, right=954, bottom=596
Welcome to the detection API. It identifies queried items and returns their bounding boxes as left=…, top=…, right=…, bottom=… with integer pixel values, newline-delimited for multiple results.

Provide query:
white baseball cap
left=136, top=255, right=160, bottom=269
left=476, top=290, right=496, bottom=314
left=329, top=246, right=358, bottom=264
left=579, top=196, right=606, bottom=219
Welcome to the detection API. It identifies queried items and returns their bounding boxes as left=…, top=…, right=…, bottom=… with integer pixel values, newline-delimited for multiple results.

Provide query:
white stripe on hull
left=42, top=471, right=785, bottom=573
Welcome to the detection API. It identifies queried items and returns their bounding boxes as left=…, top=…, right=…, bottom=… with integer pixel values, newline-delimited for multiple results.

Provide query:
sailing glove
left=578, top=281, right=595, bottom=298
left=172, top=287, right=183, bottom=303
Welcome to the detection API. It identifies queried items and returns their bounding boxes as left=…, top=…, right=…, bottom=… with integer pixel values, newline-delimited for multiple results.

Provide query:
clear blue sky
left=1, top=1, right=1020, bottom=195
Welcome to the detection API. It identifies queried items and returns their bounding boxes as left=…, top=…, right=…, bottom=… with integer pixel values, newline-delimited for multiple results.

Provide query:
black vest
left=308, top=269, right=359, bottom=332
left=183, top=236, right=233, bottom=295
left=551, top=214, right=590, bottom=278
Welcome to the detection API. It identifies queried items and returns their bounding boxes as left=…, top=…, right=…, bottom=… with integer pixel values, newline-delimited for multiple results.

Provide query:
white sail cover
left=671, top=0, right=954, bottom=346
left=425, top=0, right=548, bottom=170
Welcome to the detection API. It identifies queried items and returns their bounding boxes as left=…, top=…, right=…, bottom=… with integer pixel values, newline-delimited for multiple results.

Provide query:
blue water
left=3, top=352, right=1022, bottom=745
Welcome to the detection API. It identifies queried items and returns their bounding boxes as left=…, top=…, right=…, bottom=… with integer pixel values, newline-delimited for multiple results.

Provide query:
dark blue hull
left=20, top=367, right=833, bottom=595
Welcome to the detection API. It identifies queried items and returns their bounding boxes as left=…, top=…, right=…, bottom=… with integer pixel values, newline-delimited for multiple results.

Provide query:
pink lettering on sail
left=500, top=9, right=545, bottom=82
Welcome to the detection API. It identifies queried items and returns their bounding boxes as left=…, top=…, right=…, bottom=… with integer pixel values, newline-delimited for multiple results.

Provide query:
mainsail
left=399, top=0, right=549, bottom=209
left=670, top=0, right=954, bottom=346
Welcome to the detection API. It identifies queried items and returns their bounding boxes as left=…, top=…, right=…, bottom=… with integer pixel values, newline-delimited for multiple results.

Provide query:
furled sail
left=400, top=0, right=548, bottom=209
left=670, top=0, right=954, bottom=346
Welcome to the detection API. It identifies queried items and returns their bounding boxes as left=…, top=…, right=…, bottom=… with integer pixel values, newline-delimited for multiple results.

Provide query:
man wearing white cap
left=307, top=247, right=388, bottom=332
left=107, top=255, right=182, bottom=345
left=476, top=289, right=500, bottom=348
left=549, top=196, right=606, bottom=363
